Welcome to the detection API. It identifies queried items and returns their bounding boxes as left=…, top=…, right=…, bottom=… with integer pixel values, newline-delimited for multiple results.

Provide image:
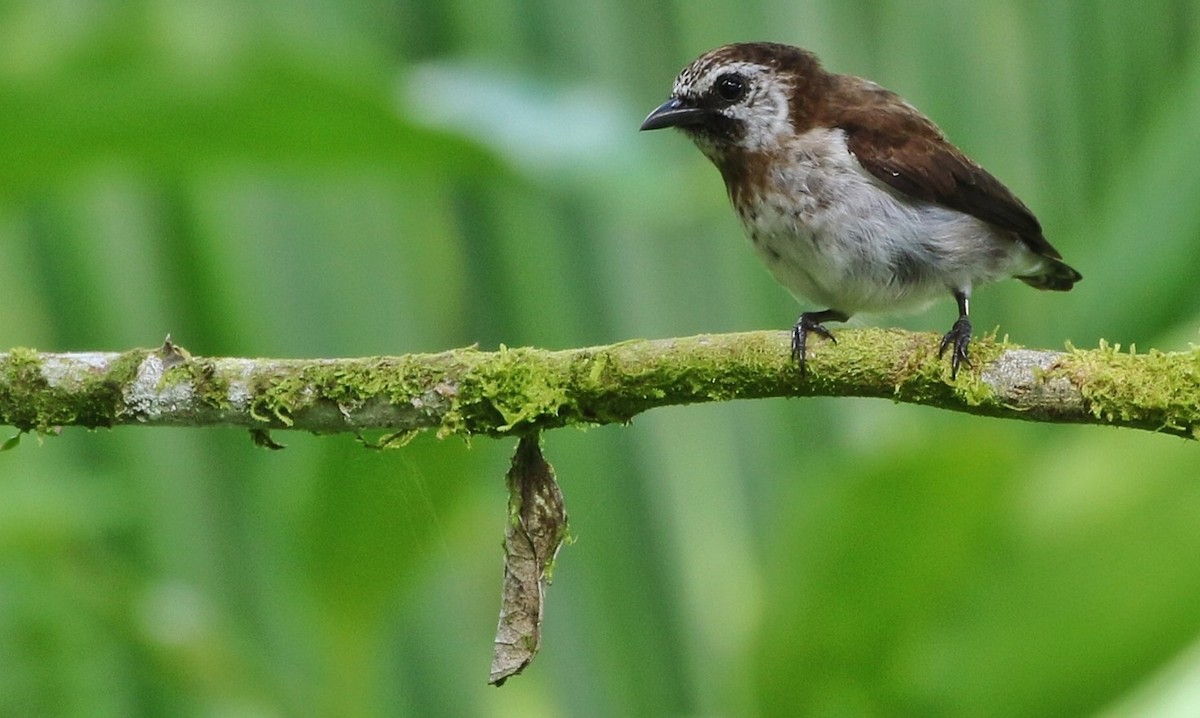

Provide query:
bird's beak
left=639, top=97, right=709, bottom=131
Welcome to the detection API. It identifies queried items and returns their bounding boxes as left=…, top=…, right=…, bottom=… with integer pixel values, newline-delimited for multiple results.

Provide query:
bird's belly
left=737, top=169, right=1030, bottom=315
left=746, top=221, right=948, bottom=314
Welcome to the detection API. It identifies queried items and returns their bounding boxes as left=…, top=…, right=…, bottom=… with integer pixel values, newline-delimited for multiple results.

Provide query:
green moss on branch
left=0, top=330, right=1196, bottom=440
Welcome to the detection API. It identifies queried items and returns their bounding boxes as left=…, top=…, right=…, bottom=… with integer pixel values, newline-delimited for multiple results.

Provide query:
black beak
left=639, top=97, right=710, bottom=131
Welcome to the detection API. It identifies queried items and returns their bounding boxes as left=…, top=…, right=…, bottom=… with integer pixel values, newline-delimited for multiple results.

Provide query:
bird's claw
left=791, top=314, right=837, bottom=375
left=939, top=317, right=972, bottom=379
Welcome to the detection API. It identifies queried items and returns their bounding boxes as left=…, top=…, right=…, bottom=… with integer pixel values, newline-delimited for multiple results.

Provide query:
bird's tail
left=1017, top=257, right=1082, bottom=291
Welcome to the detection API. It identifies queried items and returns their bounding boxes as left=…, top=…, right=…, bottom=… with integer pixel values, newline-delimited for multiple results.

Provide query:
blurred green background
left=1, top=0, right=1199, bottom=716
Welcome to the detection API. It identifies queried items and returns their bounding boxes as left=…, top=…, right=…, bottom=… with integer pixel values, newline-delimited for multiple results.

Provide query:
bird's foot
left=938, top=317, right=972, bottom=379
left=791, top=312, right=840, bottom=375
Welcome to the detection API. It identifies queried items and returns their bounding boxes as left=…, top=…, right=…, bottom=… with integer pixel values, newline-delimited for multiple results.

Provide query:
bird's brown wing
left=834, top=82, right=1063, bottom=260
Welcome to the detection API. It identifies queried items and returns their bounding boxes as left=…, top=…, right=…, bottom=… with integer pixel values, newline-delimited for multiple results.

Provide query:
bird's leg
left=939, top=290, right=972, bottom=379
left=791, top=309, right=849, bottom=375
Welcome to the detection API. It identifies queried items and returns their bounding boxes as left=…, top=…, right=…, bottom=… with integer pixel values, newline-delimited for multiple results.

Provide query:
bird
left=640, top=42, right=1081, bottom=378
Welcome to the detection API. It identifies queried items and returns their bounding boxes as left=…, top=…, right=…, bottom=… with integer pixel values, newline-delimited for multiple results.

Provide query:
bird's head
left=640, top=43, right=826, bottom=163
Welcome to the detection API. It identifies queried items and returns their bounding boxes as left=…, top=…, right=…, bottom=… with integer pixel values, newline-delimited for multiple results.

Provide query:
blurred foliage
left=1, top=0, right=1199, bottom=716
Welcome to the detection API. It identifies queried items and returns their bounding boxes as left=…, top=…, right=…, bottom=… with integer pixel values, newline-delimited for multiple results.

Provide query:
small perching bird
left=640, top=42, right=1081, bottom=377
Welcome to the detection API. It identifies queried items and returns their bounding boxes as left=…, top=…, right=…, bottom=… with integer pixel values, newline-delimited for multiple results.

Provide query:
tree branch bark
left=1, top=330, right=1196, bottom=439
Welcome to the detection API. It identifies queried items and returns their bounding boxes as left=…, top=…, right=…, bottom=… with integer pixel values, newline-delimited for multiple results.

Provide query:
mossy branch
left=1, top=330, right=1197, bottom=440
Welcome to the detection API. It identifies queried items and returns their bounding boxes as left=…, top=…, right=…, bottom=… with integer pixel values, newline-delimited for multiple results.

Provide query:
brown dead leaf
left=489, top=434, right=569, bottom=686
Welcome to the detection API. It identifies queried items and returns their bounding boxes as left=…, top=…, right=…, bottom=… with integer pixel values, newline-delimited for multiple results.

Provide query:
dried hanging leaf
left=489, top=433, right=569, bottom=686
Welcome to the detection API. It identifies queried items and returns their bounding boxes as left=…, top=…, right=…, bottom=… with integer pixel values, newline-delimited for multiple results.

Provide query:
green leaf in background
left=1, top=1, right=1198, bottom=716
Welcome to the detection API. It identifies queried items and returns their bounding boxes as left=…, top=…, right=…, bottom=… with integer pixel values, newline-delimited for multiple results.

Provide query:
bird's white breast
left=735, top=127, right=1041, bottom=315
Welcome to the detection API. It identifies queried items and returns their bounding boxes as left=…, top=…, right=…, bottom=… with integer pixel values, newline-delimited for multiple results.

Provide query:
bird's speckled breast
left=728, top=127, right=1034, bottom=315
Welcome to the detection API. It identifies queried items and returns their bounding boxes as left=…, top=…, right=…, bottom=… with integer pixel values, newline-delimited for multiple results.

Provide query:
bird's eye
left=714, top=73, right=747, bottom=103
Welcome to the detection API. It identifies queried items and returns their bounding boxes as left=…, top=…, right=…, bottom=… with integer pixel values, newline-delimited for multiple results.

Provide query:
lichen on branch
left=0, top=331, right=1196, bottom=439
